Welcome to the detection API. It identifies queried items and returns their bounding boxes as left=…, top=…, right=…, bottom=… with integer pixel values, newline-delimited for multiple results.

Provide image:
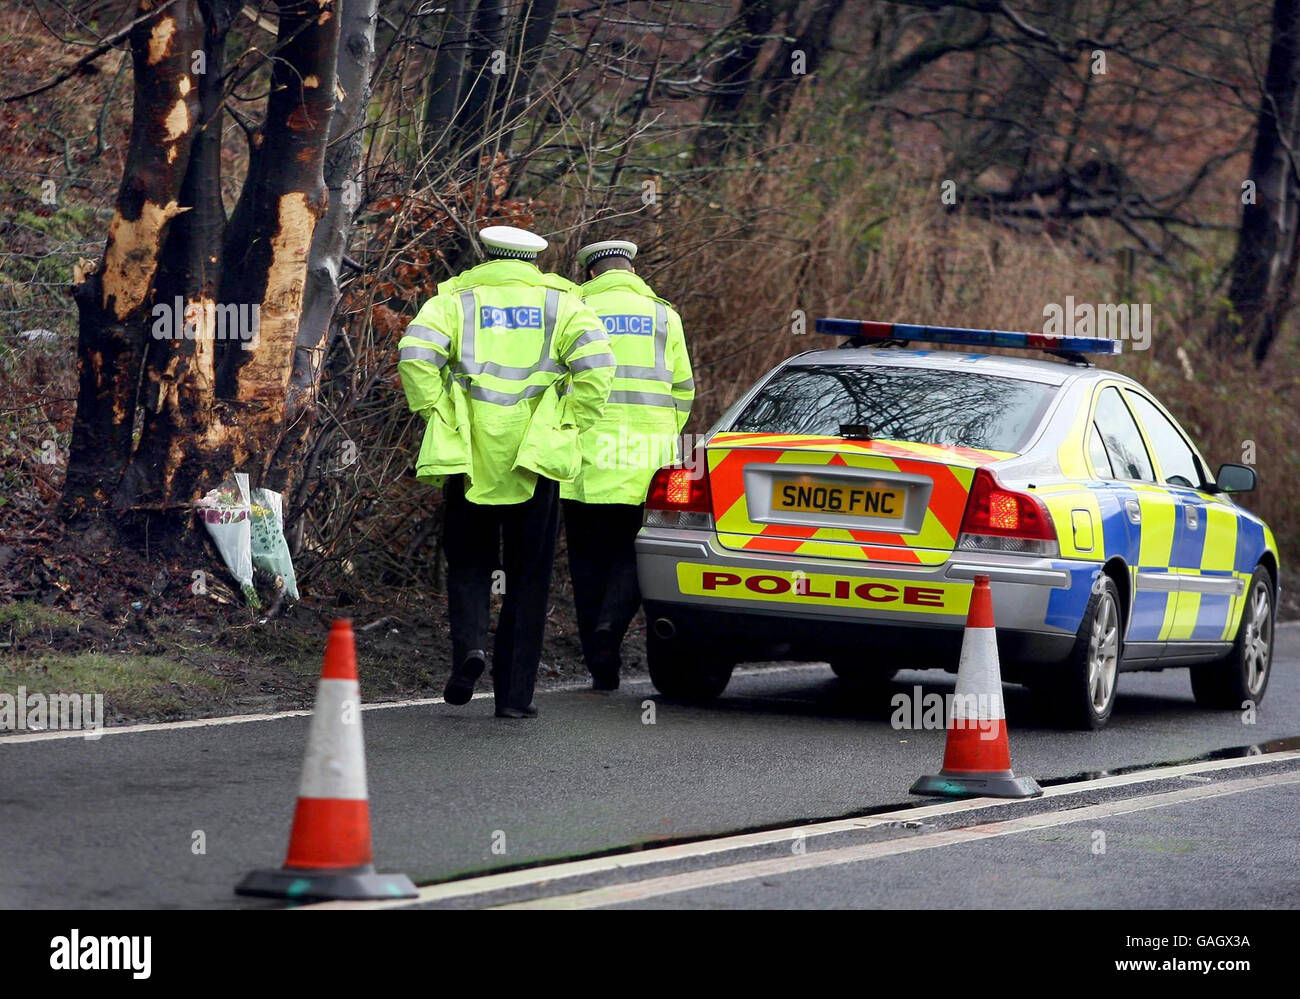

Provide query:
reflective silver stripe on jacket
left=399, top=345, right=447, bottom=366
left=568, top=353, right=616, bottom=372
left=400, top=323, right=452, bottom=366
left=563, top=327, right=608, bottom=358
left=469, top=382, right=553, bottom=406
left=455, top=287, right=562, bottom=380
left=611, top=301, right=672, bottom=381
left=673, top=376, right=695, bottom=392
left=403, top=323, right=452, bottom=350
left=608, top=389, right=675, bottom=407
left=543, top=287, right=560, bottom=345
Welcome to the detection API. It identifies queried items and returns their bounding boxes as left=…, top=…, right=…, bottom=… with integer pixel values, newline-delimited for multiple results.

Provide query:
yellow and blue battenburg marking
left=1038, top=479, right=1272, bottom=644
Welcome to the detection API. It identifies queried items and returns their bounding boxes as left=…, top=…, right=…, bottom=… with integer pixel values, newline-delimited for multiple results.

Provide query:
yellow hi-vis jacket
left=560, top=269, right=695, bottom=505
left=397, top=258, right=615, bottom=504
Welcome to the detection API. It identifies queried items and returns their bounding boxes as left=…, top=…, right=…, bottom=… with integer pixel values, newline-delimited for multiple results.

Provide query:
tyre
left=829, top=660, right=898, bottom=688
left=1190, top=565, right=1274, bottom=709
left=646, top=631, right=734, bottom=701
left=1033, top=574, right=1122, bottom=730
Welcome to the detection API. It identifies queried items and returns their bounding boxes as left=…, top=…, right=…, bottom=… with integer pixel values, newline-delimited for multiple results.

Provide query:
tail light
left=645, top=455, right=713, bottom=529
left=957, top=467, right=1058, bottom=555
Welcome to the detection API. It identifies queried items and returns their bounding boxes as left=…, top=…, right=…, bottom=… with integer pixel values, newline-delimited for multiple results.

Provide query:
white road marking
left=7, top=623, right=1297, bottom=745
left=0, top=664, right=830, bottom=745
left=499, top=769, right=1300, bottom=909
left=301, top=749, right=1300, bottom=910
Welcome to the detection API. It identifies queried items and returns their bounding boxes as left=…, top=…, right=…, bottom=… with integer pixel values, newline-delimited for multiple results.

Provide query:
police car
left=637, top=319, right=1279, bottom=729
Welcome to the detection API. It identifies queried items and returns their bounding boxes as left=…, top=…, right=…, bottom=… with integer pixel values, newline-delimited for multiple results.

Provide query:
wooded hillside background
left=2, top=0, right=1298, bottom=612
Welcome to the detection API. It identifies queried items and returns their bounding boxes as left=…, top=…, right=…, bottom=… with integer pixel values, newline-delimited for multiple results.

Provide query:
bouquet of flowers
left=195, top=474, right=258, bottom=608
left=249, top=486, right=299, bottom=600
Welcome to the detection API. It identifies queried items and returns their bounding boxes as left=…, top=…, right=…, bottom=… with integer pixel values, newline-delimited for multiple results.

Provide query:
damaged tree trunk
left=118, top=0, right=240, bottom=511
left=62, top=0, right=351, bottom=536
left=267, top=0, right=377, bottom=499
left=61, top=0, right=204, bottom=515
left=215, top=0, right=340, bottom=480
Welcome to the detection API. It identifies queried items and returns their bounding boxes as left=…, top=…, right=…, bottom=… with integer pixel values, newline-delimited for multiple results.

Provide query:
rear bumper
left=635, top=527, right=1085, bottom=668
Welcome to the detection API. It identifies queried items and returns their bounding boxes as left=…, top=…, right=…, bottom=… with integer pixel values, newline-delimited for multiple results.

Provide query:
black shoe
left=444, top=650, right=486, bottom=706
left=494, top=704, right=538, bottom=719
left=590, top=662, right=620, bottom=692
left=590, top=628, right=620, bottom=691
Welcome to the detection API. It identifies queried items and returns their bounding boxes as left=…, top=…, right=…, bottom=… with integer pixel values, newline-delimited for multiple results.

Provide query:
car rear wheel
left=646, top=631, right=735, bottom=702
left=1033, top=575, right=1121, bottom=730
left=1190, top=566, right=1274, bottom=709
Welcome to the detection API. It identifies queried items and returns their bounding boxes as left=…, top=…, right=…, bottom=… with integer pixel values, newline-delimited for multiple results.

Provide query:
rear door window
left=1089, top=424, right=1114, bottom=478
left=731, top=364, right=1056, bottom=452
left=1092, top=386, right=1154, bottom=482
left=1124, top=390, right=1204, bottom=489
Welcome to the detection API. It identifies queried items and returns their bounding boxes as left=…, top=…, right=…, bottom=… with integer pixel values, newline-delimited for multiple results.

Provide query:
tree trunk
left=61, top=0, right=204, bottom=515
left=1217, top=0, right=1300, bottom=365
left=756, top=0, right=846, bottom=129
left=267, top=0, right=377, bottom=497
left=691, top=0, right=777, bottom=168
left=118, top=0, right=240, bottom=510
left=215, top=0, right=340, bottom=482
left=949, top=0, right=1077, bottom=187
left=422, top=0, right=471, bottom=158
left=859, top=6, right=990, bottom=102
left=453, top=0, right=508, bottom=166
left=492, top=0, right=559, bottom=160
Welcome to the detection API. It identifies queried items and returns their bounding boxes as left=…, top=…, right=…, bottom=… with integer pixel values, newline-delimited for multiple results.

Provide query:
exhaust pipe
left=652, top=617, right=676, bottom=640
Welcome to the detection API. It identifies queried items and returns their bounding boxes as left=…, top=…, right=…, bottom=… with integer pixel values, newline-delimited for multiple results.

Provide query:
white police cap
left=479, top=225, right=548, bottom=259
left=576, top=240, right=638, bottom=269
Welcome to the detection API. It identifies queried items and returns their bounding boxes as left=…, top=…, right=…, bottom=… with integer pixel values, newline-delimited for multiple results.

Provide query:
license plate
left=772, top=480, right=905, bottom=519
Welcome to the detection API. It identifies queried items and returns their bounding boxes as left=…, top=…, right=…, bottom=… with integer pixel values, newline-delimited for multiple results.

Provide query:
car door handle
left=1185, top=505, right=1199, bottom=530
left=1125, top=499, right=1142, bottom=524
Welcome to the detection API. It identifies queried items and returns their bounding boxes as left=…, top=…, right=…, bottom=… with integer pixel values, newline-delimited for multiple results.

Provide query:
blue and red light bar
left=815, top=318, right=1122, bottom=355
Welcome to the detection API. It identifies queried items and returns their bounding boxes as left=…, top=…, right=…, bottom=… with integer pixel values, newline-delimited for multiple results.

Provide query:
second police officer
left=561, top=240, right=695, bottom=690
left=397, top=226, right=614, bottom=718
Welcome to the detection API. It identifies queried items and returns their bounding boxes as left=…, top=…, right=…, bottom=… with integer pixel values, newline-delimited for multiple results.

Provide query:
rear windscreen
left=731, top=364, right=1057, bottom=452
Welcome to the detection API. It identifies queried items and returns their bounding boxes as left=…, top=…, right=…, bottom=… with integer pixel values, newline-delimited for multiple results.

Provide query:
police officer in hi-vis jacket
left=397, top=226, right=614, bottom=717
left=561, top=240, right=695, bottom=690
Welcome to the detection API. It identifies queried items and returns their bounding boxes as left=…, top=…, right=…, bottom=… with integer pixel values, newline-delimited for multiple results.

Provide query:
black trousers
left=442, top=475, right=559, bottom=710
left=561, top=500, right=644, bottom=673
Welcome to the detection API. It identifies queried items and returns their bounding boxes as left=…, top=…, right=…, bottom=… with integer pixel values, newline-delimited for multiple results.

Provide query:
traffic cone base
left=235, top=620, right=418, bottom=901
left=909, top=773, right=1043, bottom=799
left=910, top=575, right=1042, bottom=800
left=236, top=865, right=417, bottom=902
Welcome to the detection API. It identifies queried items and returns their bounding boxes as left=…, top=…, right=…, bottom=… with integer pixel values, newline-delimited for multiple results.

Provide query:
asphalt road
left=2, top=625, right=1297, bottom=909
left=608, top=773, right=1300, bottom=909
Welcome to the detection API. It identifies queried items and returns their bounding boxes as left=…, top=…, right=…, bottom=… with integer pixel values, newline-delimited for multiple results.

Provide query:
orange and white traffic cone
left=236, top=619, right=417, bottom=901
left=910, top=575, right=1042, bottom=799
